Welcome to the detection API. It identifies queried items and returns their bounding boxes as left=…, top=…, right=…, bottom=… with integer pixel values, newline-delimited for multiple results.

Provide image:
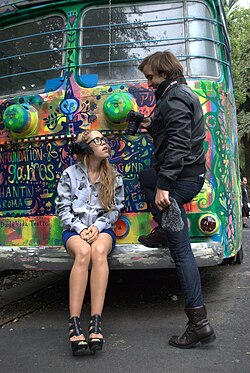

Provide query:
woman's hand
left=83, top=226, right=99, bottom=244
left=80, top=228, right=89, bottom=241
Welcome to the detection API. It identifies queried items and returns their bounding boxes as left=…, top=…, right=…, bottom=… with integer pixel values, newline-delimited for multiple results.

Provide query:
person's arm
left=92, top=174, right=124, bottom=232
left=157, top=95, right=194, bottom=190
left=55, top=171, right=88, bottom=233
left=246, top=187, right=249, bottom=204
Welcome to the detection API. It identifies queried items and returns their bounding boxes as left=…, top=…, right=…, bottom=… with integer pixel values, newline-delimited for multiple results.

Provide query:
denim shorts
left=62, top=228, right=116, bottom=251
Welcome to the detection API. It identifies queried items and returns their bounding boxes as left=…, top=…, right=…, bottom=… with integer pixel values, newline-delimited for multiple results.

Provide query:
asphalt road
left=0, top=231, right=250, bottom=373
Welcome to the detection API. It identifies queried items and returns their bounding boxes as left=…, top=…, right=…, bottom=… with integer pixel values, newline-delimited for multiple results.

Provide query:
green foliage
left=224, top=0, right=250, bottom=177
left=237, top=112, right=250, bottom=138
left=223, top=0, right=238, bottom=12
left=226, top=5, right=250, bottom=108
left=224, top=1, right=250, bottom=145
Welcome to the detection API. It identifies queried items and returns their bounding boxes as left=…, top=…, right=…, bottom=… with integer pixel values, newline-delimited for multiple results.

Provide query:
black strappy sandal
left=88, top=314, right=104, bottom=353
left=69, top=316, right=88, bottom=356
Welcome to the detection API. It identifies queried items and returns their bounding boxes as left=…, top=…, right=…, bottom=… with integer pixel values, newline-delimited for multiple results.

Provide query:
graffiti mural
left=0, top=140, right=69, bottom=216
left=0, top=76, right=241, bottom=250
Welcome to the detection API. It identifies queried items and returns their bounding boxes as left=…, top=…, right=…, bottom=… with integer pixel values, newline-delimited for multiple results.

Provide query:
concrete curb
left=0, top=271, right=67, bottom=308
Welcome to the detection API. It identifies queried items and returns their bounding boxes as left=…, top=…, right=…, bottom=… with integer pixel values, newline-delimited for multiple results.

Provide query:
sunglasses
left=87, top=137, right=109, bottom=146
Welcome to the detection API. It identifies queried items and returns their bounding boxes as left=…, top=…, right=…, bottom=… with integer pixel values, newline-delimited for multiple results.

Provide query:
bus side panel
left=191, top=80, right=242, bottom=257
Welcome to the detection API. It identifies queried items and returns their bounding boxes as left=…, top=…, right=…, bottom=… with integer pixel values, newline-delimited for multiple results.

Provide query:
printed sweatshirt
left=55, top=162, right=124, bottom=234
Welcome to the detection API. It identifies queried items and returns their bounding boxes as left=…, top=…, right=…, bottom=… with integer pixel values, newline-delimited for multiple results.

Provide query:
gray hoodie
left=55, top=162, right=124, bottom=234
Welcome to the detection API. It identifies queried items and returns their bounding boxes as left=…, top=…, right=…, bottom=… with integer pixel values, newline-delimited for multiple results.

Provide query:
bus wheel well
left=220, top=246, right=243, bottom=266
left=234, top=245, right=243, bottom=265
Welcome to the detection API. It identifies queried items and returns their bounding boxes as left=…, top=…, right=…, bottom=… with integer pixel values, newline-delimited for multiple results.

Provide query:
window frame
left=0, top=13, right=66, bottom=98
left=78, top=0, right=223, bottom=84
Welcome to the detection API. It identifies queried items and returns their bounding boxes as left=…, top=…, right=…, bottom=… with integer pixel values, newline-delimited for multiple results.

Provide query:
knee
left=91, top=244, right=108, bottom=265
left=74, top=246, right=91, bottom=266
left=139, top=168, right=156, bottom=192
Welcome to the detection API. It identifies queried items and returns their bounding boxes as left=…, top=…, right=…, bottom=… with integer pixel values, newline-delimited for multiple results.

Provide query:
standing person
left=137, top=51, right=216, bottom=348
left=55, top=130, right=124, bottom=355
left=241, top=176, right=249, bottom=228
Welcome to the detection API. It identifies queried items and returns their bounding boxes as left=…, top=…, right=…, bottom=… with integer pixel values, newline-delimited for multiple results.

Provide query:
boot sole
left=169, top=333, right=216, bottom=349
left=88, top=340, right=103, bottom=353
left=138, top=240, right=167, bottom=248
left=72, top=348, right=88, bottom=356
left=200, top=333, right=216, bottom=345
left=71, top=342, right=88, bottom=356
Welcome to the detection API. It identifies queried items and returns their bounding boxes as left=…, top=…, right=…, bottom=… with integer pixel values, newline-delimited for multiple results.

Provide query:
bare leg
left=67, top=235, right=91, bottom=341
left=89, top=233, right=112, bottom=339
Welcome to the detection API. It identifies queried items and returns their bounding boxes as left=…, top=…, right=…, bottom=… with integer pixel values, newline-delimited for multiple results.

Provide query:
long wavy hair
left=75, top=131, right=116, bottom=211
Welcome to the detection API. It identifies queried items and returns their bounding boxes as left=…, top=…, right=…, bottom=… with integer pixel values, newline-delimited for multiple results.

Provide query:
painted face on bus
left=142, top=65, right=167, bottom=89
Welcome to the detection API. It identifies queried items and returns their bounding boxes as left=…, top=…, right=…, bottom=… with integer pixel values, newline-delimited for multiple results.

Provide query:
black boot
left=169, top=305, right=216, bottom=349
left=138, top=226, right=169, bottom=247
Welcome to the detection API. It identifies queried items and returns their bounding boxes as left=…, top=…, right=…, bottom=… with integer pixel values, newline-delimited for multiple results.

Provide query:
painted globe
left=3, top=104, right=29, bottom=132
left=103, top=92, right=137, bottom=127
left=3, top=103, right=38, bottom=137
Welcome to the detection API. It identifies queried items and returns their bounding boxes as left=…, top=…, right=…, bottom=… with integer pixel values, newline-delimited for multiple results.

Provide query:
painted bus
left=0, top=0, right=242, bottom=270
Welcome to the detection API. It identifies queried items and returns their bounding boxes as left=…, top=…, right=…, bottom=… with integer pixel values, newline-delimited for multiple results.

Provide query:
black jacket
left=241, top=184, right=249, bottom=209
left=149, top=77, right=206, bottom=190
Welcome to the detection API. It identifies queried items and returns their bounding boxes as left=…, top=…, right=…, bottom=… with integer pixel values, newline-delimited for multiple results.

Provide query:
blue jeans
left=139, top=168, right=205, bottom=308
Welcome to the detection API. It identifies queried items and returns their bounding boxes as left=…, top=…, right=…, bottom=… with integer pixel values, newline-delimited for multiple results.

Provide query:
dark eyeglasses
left=87, top=137, right=109, bottom=146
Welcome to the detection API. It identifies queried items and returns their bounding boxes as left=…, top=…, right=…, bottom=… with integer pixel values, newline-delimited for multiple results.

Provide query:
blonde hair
left=138, top=51, right=183, bottom=80
left=75, top=131, right=116, bottom=211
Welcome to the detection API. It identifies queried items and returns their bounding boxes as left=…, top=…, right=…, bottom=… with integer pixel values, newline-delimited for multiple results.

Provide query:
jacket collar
left=76, top=161, right=87, bottom=175
left=155, top=75, right=187, bottom=101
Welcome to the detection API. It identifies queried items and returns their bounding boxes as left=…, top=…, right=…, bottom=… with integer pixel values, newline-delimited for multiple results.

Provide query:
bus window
left=0, top=15, right=65, bottom=97
left=79, top=1, right=219, bottom=83
left=187, top=1, right=219, bottom=77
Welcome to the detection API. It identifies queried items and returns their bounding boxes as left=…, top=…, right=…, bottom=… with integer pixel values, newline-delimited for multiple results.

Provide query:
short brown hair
left=138, top=51, right=183, bottom=79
